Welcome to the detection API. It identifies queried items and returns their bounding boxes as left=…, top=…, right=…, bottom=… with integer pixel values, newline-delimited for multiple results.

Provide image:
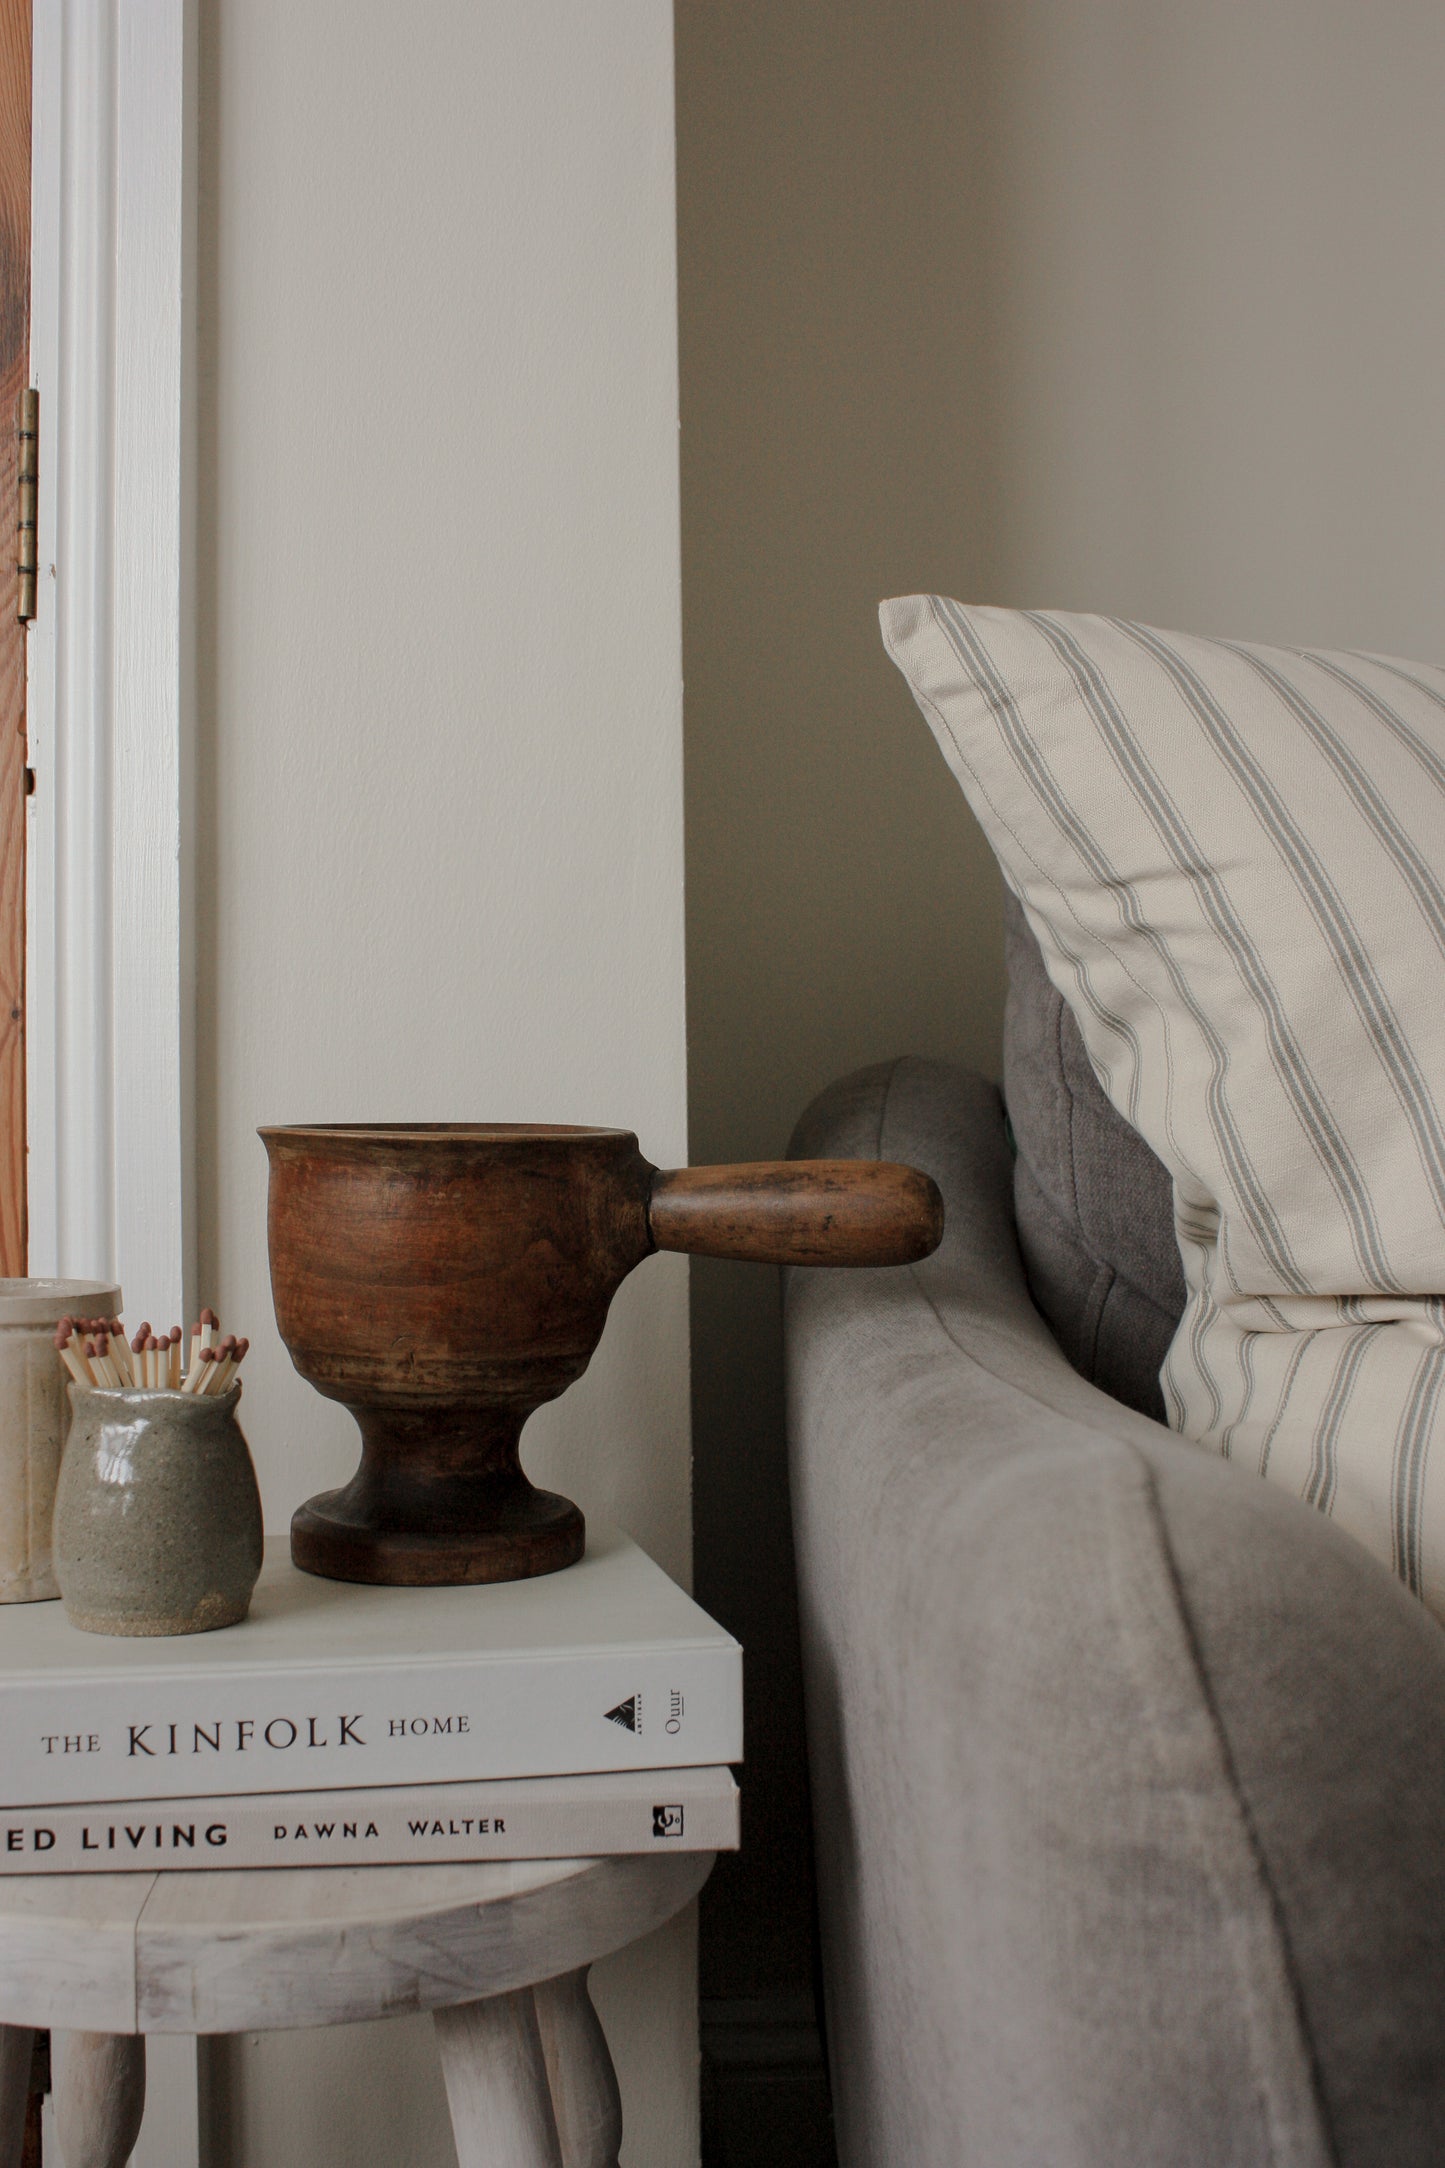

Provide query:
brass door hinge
left=16, top=387, right=36, bottom=622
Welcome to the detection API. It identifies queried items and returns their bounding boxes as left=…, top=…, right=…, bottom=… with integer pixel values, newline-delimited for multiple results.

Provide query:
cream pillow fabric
left=881, top=596, right=1445, bottom=1617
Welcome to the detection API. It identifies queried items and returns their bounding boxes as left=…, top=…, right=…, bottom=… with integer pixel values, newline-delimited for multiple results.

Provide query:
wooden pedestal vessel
left=262, top=1123, right=943, bottom=1587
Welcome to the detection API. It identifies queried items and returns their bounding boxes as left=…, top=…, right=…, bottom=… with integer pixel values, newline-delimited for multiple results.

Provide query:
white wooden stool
left=0, top=1849, right=713, bottom=2167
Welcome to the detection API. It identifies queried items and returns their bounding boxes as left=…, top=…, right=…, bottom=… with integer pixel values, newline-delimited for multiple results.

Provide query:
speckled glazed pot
left=53, top=1384, right=263, bottom=1636
left=0, top=1278, right=122, bottom=1603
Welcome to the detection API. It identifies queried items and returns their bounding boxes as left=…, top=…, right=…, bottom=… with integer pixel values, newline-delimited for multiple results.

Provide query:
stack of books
left=0, top=1525, right=740, bottom=1871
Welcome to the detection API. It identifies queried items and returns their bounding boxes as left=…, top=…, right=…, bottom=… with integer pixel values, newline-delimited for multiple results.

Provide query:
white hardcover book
left=0, top=1526, right=741, bottom=1808
left=0, top=1765, right=739, bottom=1873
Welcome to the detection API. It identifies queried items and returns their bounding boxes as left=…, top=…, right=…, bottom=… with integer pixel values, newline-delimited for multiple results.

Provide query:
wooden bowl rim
left=259, top=1121, right=636, bottom=1145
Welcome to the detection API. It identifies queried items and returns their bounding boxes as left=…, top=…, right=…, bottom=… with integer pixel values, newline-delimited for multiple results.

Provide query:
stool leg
left=0, top=2028, right=33, bottom=2168
left=533, top=1970, right=621, bottom=2168
left=51, top=2033, right=146, bottom=2168
left=435, top=1989, right=563, bottom=2168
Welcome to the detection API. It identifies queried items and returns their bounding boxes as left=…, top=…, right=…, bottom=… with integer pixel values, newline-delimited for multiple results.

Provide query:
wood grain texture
left=51, top=2032, right=145, bottom=2168
left=0, top=1875, right=151, bottom=2034
left=0, top=0, right=28, bottom=1277
left=648, top=1159, right=944, bottom=1266
left=0, top=1859, right=710, bottom=2158
left=263, top=1124, right=651, bottom=1586
left=0, top=2024, right=31, bottom=2168
left=264, top=1123, right=942, bottom=1584
left=130, top=1853, right=712, bottom=2035
left=434, top=1990, right=563, bottom=2168
left=534, top=1969, right=621, bottom=2168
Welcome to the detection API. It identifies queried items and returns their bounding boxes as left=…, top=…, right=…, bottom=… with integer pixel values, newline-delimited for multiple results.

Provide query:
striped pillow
left=881, top=596, right=1445, bottom=1618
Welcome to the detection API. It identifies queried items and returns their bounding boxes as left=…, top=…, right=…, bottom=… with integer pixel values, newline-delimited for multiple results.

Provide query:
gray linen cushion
left=1003, top=887, right=1185, bottom=1420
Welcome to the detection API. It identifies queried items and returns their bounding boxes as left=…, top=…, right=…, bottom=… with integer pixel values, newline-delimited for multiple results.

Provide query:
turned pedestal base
left=290, top=1403, right=586, bottom=1586
left=291, top=1484, right=585, bottom=1586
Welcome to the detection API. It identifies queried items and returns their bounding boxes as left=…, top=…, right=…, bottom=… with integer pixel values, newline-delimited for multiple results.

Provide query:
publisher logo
left=652, top=1804, right=684, bottom=1838
left=603, top=1695, right=639, bottom=1734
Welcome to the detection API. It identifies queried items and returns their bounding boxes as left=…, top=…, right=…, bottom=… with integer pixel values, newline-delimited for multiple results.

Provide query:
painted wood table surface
left=0, top=1849, right=712, bottom=2167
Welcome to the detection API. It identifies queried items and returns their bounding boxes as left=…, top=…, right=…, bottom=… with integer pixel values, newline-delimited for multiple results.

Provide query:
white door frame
left=27, top=0, right=195, bottom=1326
left=27, top=5, right=197, bottom=2159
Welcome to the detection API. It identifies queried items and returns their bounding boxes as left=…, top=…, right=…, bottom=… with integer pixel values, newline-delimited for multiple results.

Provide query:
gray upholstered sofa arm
left=784, top=1057, right=1445, bottom=2168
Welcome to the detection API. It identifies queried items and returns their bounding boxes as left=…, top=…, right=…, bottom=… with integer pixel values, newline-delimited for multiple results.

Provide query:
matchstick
left=206, top=1339, right=235, bottom=1393
left=56, top=1306, right=247, bottom=1394
left=108, top=1320, right=134, bottom=1388
left=208, top=1336, right=240, bottom=1393
left=106, top=1320, right=126, bottom=1386
left=54, top=1328, right=88, bottom=1386
left=182, top=1330, right=206, bottom=1392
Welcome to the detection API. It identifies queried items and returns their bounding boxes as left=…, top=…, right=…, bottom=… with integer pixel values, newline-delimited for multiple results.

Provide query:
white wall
left=196, top=4, right=692, bottom=2163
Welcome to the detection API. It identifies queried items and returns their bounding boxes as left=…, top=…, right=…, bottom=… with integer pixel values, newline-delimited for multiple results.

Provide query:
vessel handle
left=647, top=1160, right=944, bottom=1267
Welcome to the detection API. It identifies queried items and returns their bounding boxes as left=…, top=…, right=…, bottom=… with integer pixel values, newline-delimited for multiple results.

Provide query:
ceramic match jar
left=53, top=1382, right=264, bottom=1636
left=0, top=1278, right=122, bottom=1603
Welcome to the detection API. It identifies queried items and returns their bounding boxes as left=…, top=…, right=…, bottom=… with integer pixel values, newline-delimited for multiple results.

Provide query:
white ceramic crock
left=0, top=1278, right=122, bottom=1601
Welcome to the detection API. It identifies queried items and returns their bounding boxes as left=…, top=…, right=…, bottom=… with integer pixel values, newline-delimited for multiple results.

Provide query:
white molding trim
left=27, top=17, right=202, bottom=2160
left=26, top=0, right=195, bottom=1324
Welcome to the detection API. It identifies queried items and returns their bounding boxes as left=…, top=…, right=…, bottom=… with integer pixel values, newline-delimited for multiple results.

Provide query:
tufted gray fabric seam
left=1058, top=975, right=1082, bottom=1223
left=1085, top=1259, right=1114, bottom=1383
left=1018, top=1154, right=1182, bottom=1335
left=1057, top=991, right=1120, bottom=1385
left=873, top=1063, right=1338, bottom=2167
left=1134, top=1448, right=1342, bottom=2166
left=874, top=1053, right=906, bottom=1164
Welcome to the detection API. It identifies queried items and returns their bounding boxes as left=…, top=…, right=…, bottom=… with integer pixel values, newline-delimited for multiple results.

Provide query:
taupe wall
left=676, top=0, right=1001, bottom=2012
left=977, top=0, right=1445, bottom=648
left=678, top=0, right=1445, bottom=2030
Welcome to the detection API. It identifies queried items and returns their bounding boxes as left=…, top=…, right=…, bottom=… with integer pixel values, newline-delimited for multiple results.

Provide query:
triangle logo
left=604, top=1695, right=639, bottom=1734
